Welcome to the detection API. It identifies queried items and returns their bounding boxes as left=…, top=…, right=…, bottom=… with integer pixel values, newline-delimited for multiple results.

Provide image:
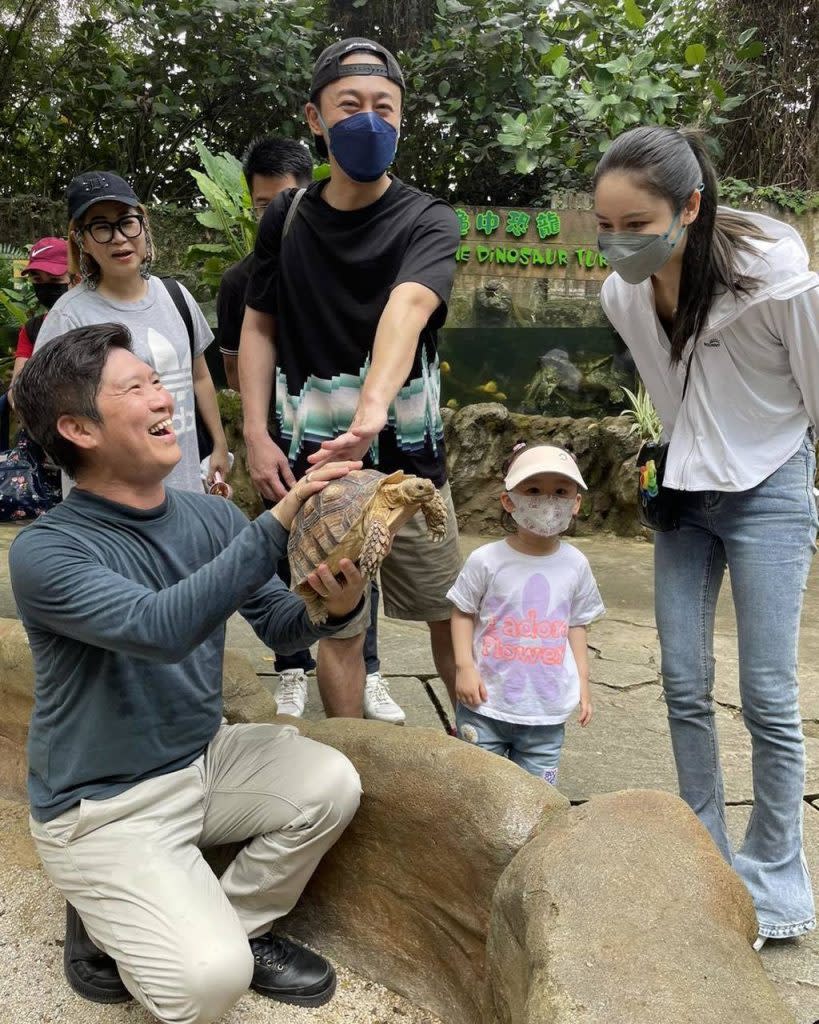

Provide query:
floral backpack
left=0, top=393, right=61, bottom=520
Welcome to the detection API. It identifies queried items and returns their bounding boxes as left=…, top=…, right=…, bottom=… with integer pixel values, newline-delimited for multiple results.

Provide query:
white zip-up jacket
left=600, top=208, right=819, bottom=491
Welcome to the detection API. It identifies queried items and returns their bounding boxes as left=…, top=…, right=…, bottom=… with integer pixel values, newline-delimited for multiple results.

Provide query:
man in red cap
left=11, top=237, right=72, bottom=390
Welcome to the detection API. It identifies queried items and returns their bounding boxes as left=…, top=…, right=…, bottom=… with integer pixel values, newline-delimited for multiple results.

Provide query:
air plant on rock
left=619, top=382, right=663, bottom=442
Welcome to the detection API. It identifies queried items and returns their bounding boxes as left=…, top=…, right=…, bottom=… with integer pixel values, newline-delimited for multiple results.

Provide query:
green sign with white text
left=452, top=205, right=608, bottom=279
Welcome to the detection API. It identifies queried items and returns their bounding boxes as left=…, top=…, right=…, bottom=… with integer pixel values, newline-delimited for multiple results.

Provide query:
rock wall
left=442, top=402, right=641, bottom=537
left=216, top=393, right=644, bottom=536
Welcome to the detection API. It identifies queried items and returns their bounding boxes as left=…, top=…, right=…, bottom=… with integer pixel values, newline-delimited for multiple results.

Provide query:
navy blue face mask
left=318, top=111, right=398, bottom=183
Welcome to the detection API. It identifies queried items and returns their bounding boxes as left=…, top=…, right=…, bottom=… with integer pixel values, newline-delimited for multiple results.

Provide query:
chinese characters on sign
left=453, top=206, right=607, bottom=273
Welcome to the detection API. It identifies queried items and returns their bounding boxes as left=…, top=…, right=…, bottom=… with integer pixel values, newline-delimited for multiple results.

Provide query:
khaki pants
left=29, top=722, right=361, bottom=1024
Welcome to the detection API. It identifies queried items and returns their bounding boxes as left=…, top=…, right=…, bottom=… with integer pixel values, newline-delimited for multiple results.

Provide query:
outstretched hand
left=306, top=406, right=388, bottom=469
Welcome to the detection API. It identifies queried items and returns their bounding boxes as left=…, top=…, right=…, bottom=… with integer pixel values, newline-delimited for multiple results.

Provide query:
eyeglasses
left=81, top=214, right=145, bottom=244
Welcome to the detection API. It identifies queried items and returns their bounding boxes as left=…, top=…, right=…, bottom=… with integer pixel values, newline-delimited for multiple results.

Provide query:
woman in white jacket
left=594, top=125, right=819, bottom=948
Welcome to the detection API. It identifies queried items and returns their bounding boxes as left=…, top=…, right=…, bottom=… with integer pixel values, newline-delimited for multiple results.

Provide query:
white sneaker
left=363, top=672, right=406, bottom=725
left=274, top=669, right=308, bottom=717
left=752, top=934, right=768, bottom=952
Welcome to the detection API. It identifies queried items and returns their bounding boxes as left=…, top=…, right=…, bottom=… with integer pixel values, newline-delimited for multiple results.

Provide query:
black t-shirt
left=245, top=177, right=459, bottom=484
left=216, top=252, right=254, bottom=356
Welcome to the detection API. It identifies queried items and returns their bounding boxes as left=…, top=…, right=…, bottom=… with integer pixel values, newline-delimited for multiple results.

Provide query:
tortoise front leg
left=421, top=491, right=449, bottom=543
left=360, top=515, right=391, bottom=579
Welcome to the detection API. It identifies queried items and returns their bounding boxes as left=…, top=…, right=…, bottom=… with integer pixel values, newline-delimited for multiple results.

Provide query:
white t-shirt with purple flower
left=447, top=539, right=605, bottom=725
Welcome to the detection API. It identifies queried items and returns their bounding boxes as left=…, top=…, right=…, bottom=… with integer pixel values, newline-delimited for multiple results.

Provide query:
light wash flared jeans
left=655, top=435, right=817, bottom=938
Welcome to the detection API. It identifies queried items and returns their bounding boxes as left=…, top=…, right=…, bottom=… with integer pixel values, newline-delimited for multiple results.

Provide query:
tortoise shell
left=288, top=468, right=404, bottom=587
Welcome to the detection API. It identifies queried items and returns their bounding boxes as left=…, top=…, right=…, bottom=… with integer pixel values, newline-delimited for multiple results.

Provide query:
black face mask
left=33, top=282, right=68, bottom=309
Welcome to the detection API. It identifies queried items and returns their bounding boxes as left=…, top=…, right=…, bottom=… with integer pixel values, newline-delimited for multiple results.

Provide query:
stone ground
left=1, top=527, right=818, bottom=1023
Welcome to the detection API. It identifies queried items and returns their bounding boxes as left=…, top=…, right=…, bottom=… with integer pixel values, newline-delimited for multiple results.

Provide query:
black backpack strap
left=25, top=313, right=46, bottom=346
left=160, top=277, right=195, bottom=361
left=282, top=187, right=307, bottom=243
left=160, top=277, right=213, bottom=458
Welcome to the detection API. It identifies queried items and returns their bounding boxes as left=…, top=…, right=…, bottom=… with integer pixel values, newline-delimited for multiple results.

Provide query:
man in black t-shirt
left=217, top=138, right=319, bottom=720
left=240, top=37, right=461, bottom=720
left=218, top=136, right=386, bottom=722
left=217, top=138, right=313, bottom=391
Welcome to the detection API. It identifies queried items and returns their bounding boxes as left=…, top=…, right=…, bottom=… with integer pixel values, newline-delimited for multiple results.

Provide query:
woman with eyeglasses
left=34, top=171, right=229, bottom=493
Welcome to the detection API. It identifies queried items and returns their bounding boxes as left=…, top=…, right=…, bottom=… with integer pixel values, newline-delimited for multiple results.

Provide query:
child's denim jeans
left=654, top=434, right=817, bottom=939
left=456, top=703, right=565, bottom=784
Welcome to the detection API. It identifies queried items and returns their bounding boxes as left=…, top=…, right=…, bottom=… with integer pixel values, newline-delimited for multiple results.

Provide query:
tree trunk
left=713, top=0, right=817, bottom=189
left=329, top=0, right=435, bottom=51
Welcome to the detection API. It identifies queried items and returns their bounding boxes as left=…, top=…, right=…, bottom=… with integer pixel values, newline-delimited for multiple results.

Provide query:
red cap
left=22, top=237, right=69, bottom=277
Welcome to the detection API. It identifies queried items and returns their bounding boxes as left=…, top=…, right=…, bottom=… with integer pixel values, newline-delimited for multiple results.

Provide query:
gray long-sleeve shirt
left=10, top=487, right=352, bottom=822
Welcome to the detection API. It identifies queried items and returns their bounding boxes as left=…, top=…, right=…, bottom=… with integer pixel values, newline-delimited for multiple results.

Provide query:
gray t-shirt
left=10, top=486, right=357, bottom=822
left=34, top=277, right=213, bottom=493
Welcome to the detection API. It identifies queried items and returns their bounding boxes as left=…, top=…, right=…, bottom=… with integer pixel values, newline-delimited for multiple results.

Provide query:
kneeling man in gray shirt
left=10, top=323, right=365, bottom=1022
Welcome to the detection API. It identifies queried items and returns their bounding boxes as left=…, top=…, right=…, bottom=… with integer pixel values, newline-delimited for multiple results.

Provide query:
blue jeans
left=456, top=704, right=565, bottom=784
left=655, top=435, right=817, bottom=938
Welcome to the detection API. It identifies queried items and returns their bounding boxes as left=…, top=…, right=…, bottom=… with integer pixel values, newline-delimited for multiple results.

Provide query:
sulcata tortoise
left=288, top=468, right=448, bottom=624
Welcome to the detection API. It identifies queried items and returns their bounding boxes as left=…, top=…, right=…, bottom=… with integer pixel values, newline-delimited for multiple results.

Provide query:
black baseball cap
left=309, top=38, right=405, bottom=102
left=67, top=171, right=140, bottom=222
left=309, top=38, right=405, bottom=158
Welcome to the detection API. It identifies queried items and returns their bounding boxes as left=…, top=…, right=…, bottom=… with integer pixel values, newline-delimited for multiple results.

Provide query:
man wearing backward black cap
left=240, top=38, right=462, bottom=721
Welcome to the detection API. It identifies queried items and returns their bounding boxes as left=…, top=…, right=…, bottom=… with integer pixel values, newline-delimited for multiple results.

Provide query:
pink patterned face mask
left=507, top=493, right=575, bottom=537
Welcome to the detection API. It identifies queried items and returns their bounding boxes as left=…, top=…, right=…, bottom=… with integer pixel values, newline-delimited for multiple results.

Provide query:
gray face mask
left=598, top=212, right=686, bottom=285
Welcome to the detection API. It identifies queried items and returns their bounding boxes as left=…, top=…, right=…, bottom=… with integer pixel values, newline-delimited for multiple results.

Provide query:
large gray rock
left=487, top=791, right=792, bottom=1024
left=284, top=718, right=569, bottom=1024
left=0, top=620, right=33, bottom=802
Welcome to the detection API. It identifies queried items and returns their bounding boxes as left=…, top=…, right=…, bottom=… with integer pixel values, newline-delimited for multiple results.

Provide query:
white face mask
left=507, top=493, right=576, bottom=537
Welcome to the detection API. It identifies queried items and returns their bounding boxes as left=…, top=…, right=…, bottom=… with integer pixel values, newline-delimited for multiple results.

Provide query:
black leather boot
left=63, top=902, right=132, bottom=1004
left=250, top=933, right=336, bottom=1007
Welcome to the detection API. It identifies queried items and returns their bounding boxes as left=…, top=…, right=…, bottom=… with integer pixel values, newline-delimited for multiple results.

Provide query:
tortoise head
left=397, top=477, right=435, bottom=504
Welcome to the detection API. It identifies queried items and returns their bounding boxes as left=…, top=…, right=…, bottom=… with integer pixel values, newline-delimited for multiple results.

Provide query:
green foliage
left=713, top=1, right=816, bottom=190
left=719, top=178, right=819, bottom=215
left=0, top=244, right=35, bottom=329
left=0, top=0, right=782, bottom=207
left=398, top=0, right=763, bottom=203
left=0, top=0, right=323, bottom=200
left=185, top=136, right=331, bottom=294
left=619, top=382, right=663, bottom=442
left=186, top=139, right=256, bottom=290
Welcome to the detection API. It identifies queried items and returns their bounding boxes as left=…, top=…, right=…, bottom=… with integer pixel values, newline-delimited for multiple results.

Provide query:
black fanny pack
left=636, top=440, right=679, bottom=532
left=634, top=351, right=693, bottom=533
